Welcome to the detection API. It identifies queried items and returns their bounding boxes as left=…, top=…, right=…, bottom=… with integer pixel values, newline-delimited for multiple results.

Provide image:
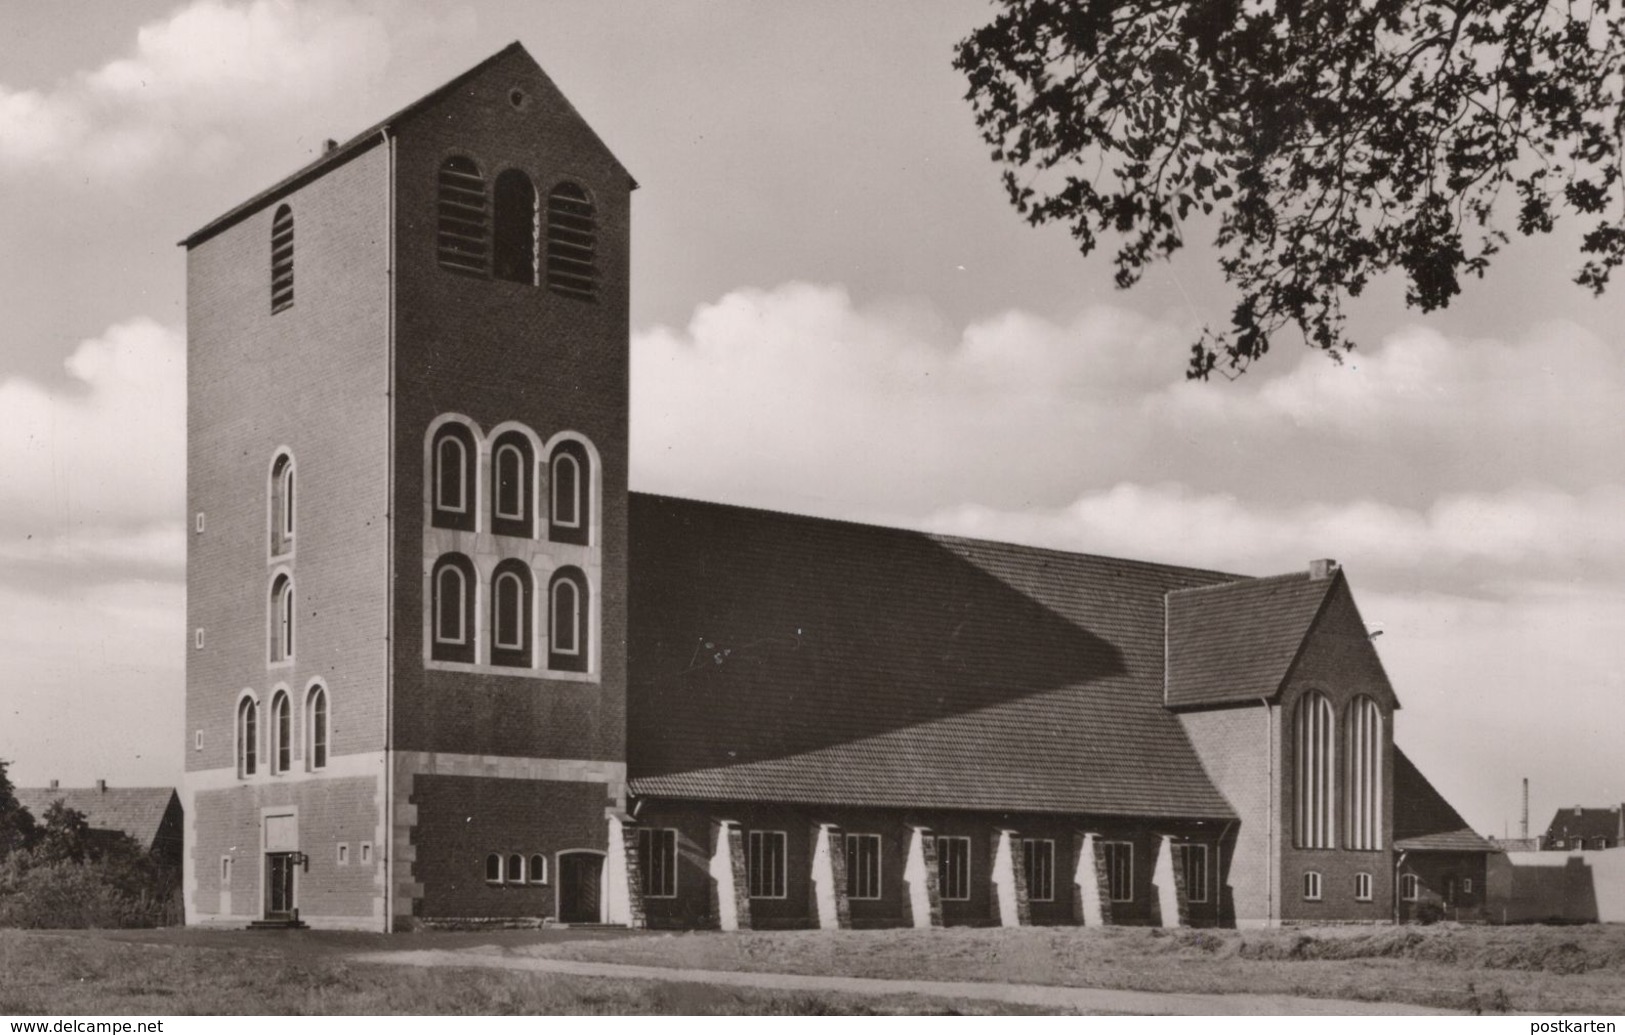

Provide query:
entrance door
left=266, top=852, right=297, bottom=920
left=558, top=851, right=602, bottom=923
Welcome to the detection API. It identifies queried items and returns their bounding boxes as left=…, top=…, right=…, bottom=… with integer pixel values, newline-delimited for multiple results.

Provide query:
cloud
left=0, top=318, right=185, bottom=534
left=0, top=0, right=473, bottom=177
left=921, top=482, right=1625, bottom=593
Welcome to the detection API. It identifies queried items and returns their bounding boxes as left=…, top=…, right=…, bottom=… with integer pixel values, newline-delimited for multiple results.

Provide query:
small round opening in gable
left=509, top=88, right=528, bottom=110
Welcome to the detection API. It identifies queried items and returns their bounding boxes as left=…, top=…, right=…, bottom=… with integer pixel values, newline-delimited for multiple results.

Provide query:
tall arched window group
left=1294, top=690, right=1385, bottom=850
left=236, top=684, right=330, bottom=780
left=434, top=155, right=597, bottom=302
left=430, top=552, right=589, bottom=673
left=428, top=420, right=594, bottom=544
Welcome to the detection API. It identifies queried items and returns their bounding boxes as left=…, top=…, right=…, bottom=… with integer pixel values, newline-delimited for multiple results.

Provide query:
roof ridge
left=629, top=490, right=1245, bottom=583
left=1166, top=570, right=1312, bottom=598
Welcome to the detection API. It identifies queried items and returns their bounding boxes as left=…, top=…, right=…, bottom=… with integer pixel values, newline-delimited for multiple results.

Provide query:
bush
left=0, top=855, right=178, bottom=929
left=1412, top=901, right=1445, bottom=926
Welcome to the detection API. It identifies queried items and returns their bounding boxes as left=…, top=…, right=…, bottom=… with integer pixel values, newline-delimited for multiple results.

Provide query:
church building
left=180, top=43, right=1485, bottom=932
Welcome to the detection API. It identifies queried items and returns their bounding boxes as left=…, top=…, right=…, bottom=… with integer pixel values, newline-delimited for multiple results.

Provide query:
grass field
left=2, top=923, right=1623, bottom=1015
left=0, top=929, right=1045, bottom=1016
left=514, top=923, right=1625, bottom=1014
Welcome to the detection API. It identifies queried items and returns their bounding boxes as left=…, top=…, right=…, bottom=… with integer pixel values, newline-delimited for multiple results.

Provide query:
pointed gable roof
left=182, top=42, right=634, bottom=248
left=1164, top=570, right=1337, bottom=708
left=1393, top=749, right=1495, bottom=852
left=14, top=786, right=180, bottom=851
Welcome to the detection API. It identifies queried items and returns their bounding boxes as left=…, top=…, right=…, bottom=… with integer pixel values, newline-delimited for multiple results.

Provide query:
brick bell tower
left=183, top=43, right=636, bottom=931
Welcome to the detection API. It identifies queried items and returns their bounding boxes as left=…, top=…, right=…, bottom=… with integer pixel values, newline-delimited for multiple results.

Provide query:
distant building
left=1540, top=806, right=1623, bottom=851
left=180, top=41, right=1486, bottom=932
left=14, top=781, right=183, bottom=868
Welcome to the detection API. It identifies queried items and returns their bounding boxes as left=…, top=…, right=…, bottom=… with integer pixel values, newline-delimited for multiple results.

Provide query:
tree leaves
left=955, top=0, right=1625, bottom=378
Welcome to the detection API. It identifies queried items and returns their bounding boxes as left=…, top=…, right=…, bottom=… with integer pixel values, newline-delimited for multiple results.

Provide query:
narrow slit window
left=270, top=452, right=295, bottom=556
left=431, top=554, right=476, bottom=664
left=307, top=684, right=328, bottom=771
left=493, top=169, right=539, bottom=285
left=271, top=205, right=294, bottom=313
left=437, top=157, right=489, bottom=275
left=548, top=567, right=589, bottom=673
left=270, top=691, right=290, bottom=774
left=269, top=574, right=294, bottom=663
left=490, top=431, right=534, bottom=537
left=545, top=181, right=597, bottom=301
left=1022, top=838, right=1055, bottom=902
left=238, top=698, right=258, bottom=777
left=490, top=560, right=533, bottom=668
left=548, top=440, right=590, bottom=545
left=638, top=828, right=677, bottom=898
left=937, top=836, right=970, bottom=901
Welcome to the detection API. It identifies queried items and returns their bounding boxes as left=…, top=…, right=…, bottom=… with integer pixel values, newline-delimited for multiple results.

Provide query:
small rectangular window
left=846, top=833, right=882, bottom=900
left=1462, top=877, right=1473, bottom=895
left=937, top=836, right=971, bottom=901
left=1354, top=872, right=1373, bottom=902
left=337, top=843, right=350, bottom=865
left=220, top=856, right=232, bottom=886
left=195, top=512, right=206, bottom=534
left=638, top=828, right=678, bottom=898
left=1021, top=838, right=1055, bottom=902
left=1102, top=841, right=1133, bottom=902
left=1181, top=843, right=1209, bottom=904
left=747, top=830, right=787, bottom=899
left=194, top=730, right=204, bottom=752
left=360, top=842, right=373, bottom=865
left=195, top=628, right=205, bottom=650
left=1303, top=871, right=1323, bottom=901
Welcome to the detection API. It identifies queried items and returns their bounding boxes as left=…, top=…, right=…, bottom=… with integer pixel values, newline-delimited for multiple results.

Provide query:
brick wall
left=387, top=48, right=631, bottom=769
left=1178, top=703, right=1273, bottom=925
left=409, top=773, right=607, bottom=919
left=186, top=147, right=392, bottom=776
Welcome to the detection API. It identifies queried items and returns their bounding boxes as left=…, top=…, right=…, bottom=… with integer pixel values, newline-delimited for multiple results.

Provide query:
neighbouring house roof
left=1164, top=572, right=1336, bottom=709
left=14, top=786, right=181, bottom=851
left=1540, top=805, right=1623, bottom=845
left=180, top=41, right=634, bottom=248
left=1393, top=749, right=1495, bottom=853
left=625, top=493, right=1255, bottom=819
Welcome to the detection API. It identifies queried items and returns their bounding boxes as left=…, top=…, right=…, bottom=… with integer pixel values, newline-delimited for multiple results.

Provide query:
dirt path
left=351, top=947, right=1460, bottom=1015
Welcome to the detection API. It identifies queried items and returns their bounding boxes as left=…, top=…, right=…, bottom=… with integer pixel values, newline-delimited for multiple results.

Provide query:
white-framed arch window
left=269, top=451, right=295, bottom=558
left=236, top=693, right=259, bottom=778
left=305, top=683, right=328, bottom=771
left=547, top=438, right=592, bottom=546
left=548, top=566, right=590, bottom=673
left=431, top=553, right=477, bottom=664
left=269, top=572, right=295, bottom=664
left=429, top=419, right=479, bottom=532
left=491, top=559, right=534, bottom=668
left=269, top=689, right=291, bottom=775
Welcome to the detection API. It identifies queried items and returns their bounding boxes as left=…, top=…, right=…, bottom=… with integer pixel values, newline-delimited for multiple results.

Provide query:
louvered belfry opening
left=437, top=156, right=490, bottom=275
left=270, top=205, right=294, bottom=313
left=546, top=181, right=597, bottom=301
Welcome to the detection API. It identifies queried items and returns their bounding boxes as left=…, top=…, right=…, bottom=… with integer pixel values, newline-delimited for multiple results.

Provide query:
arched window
left=270, top=691, right=291, bottom=774
left=490, top=560, right=533, bottom=668
left=529, top=854, right=548, bottom=884
left=1294, top=691, right=1335, bottom=848
left=548, top=567, right=589, bottom=673
left=493, top=169, right=539, bottom=285
left=270, top=452, right=295, bottom=556
left=1343, top=695, right=1383, bottom=850
left=306, top=684, right=328, bottom=771
left=238, top=697, right=258, bottom=777
left=490, top=431, right=535, bottom=537
left=506, top=853, right=525, bottom=883
left=548, top=439, right=591, bottom=546
left=545, top=181, right=597, bottom=301
left=485, top=852, right=503, bottom=884
left=271, top=205, right=294, bottom=313
left=431, top=553, right=477, bottom=663
left=270, top=574, right=295, bottom=663
left=430, top=422, right=478, bottom=531
left=437, top=156, right=489, bottom=275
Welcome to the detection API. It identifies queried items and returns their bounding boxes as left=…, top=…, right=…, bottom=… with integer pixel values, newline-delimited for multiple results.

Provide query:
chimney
left=48, top=778, right=59, bottom=790
left=1521, top=778, right=1529, bottom=841
left=322, top=138, right=338, bottom=153
left=96, top=779, right=107, bottom=793
left=1308, top=558, right=1339, bottom=580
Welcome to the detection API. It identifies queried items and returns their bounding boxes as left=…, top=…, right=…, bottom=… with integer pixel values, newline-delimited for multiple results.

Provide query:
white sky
left=1, top=0, right=1620, bottom=839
